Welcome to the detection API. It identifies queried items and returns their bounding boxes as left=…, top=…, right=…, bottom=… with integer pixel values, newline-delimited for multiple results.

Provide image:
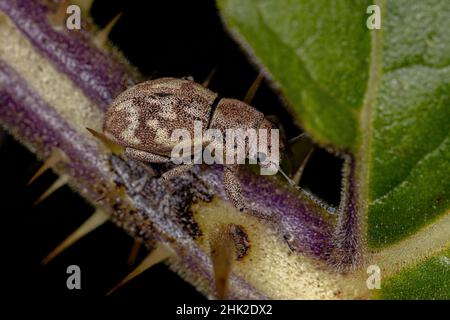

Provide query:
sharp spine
left=74, top=0, right=94, bottom=14
left=42, top=209, right=109, bottom=264
left=202, top=67, right=217, bottom=88
left=210, top=225, right=236, bottom=300
left=293, top=147, right=314, bottom=185
left=86, top=127, right=124, bottom=155
left=244, top=72, right=264, bottom=104
left=127, top=239, right=143, bottom=266
left=93, top=12, right=123, bottom=48
left=107, top=243, right=174, bottom=295
left=28, top=148, right=68, bottom=185
left=34, top=174, right=70, bottom=205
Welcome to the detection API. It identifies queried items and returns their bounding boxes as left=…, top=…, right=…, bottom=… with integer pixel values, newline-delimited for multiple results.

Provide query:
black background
left=0, top=0, right=343, bottom=309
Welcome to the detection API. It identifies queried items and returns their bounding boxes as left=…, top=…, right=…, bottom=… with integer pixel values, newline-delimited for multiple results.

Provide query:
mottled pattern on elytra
left=103, top=77, right=217, bottom=156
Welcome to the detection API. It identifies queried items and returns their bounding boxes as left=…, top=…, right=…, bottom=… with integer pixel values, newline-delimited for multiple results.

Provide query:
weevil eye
left=257, top=152, right=267, bottom=163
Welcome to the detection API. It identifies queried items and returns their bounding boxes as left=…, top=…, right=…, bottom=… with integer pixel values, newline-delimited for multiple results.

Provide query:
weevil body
left=103, top=77, right=284, bottom=211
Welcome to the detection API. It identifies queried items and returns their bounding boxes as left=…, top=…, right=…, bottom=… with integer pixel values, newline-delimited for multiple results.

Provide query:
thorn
left=34, top=174, right=70, bottom=206
left=127, top=239, right=143, bottom=266
left=47, top=0, right=69, bottom=28
left=74, top=0, right=94, bottom=14
left=93, top=12, right=123, bottom=48
left=107, top=243, right=174, bottom=295
left=287, top=132, right=315, bottom=185
left=292, top=147, right=314, bottom=185
left=86, top=127, right=124, bottom=155
left=202, top=67, right=217, bottom=88
left=244, top=72, right=264, bottom=104
left=42, top=209, right=109, bottom=265
left=288, top=132, right=308, bottom=145
left=28, top=148, right=68, bottom=185
left=210, top=225, right=236, bottom=300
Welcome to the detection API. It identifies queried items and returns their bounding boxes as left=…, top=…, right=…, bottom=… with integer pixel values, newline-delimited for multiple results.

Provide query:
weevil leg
left=125, top=148, right=193, bottom=183
left=223, top=165, right=246, bottom=212
left=125, top=148, right=170, bottom=163
left=161, top=164, right=193, bottom=181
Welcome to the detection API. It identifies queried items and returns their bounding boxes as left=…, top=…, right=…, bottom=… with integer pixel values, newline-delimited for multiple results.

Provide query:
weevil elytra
left=103, top=77, right=289, bottom=212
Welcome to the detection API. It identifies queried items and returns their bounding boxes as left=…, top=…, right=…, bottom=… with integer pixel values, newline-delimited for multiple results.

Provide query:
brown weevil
left=103, top=77, right=294, bottom=212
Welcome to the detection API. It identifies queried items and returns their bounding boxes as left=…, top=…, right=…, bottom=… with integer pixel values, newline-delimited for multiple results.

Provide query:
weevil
left=103, top=77, right=293, bottom=212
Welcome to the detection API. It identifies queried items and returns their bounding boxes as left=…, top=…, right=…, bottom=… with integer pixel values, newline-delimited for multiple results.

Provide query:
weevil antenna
left=257, top=153, right=299, bottom=189
left=278, top=166, right=300, bottom=189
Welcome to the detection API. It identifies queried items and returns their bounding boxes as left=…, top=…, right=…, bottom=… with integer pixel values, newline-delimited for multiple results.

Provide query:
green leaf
left=218, top=0, right=450, bottom=251
left=218, top=0, right=371, bottom=150
left=366, top=1, right=450, bottom=247
left=376, top=249, right=450, bottom=300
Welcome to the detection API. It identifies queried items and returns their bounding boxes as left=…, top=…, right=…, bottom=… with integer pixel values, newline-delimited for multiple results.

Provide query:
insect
left=103, top=77, right=294, bottom=212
